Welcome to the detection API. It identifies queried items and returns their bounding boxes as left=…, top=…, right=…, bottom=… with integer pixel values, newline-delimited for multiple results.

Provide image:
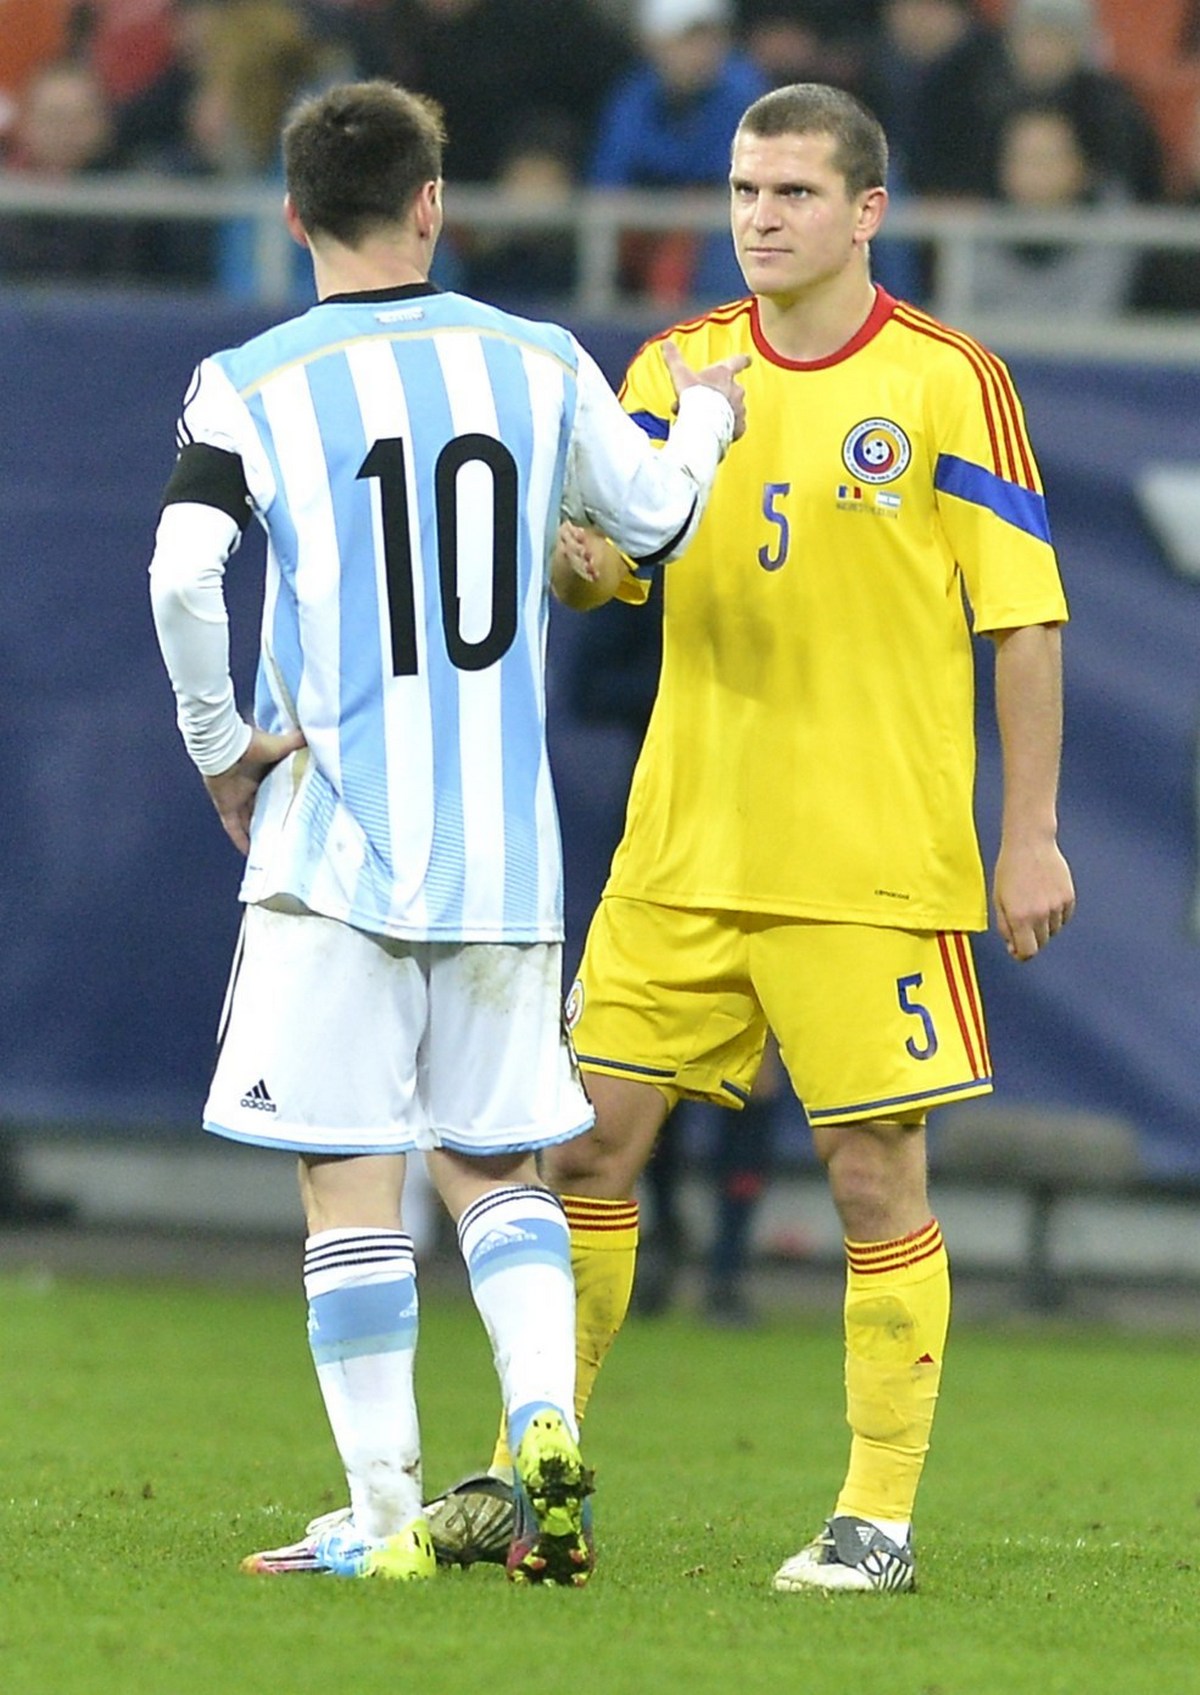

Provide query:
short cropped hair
left=283, top=80, right=446, bottom=244
left=737, top=83, right=888, bottom=196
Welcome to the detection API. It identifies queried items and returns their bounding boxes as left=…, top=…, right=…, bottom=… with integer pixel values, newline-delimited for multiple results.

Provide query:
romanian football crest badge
left=842, top=418, right=911, bottom=485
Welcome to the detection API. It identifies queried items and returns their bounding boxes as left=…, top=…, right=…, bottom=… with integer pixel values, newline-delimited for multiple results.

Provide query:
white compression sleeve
left=148, top=501, right=253, bottom=776
left=563, top=347, right=734, bottom=562
left=653, top=384, right=734, bottom=489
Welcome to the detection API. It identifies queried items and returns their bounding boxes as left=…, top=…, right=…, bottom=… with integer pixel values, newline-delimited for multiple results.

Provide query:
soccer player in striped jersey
left=148, top=79, right=747, bottom=1587
left=430, top=81, right=1075, bottom=1592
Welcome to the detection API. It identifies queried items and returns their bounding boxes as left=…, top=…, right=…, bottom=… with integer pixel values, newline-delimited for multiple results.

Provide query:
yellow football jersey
left=604, top=286, right=1069, bottom=932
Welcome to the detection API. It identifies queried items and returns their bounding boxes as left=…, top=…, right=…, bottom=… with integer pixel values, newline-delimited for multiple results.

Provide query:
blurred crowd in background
left=0, top=0, right=1198, bottom=312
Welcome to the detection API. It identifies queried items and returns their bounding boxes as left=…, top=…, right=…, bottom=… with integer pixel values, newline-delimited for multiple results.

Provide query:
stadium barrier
left=0, top=174, right=1199, bottom=352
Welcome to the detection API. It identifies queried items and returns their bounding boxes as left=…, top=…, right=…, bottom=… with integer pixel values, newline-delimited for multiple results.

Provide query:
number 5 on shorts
left=897, top=973, right=938, bottom=1061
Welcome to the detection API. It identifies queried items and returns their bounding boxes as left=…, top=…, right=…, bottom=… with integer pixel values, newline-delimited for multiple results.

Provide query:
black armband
left=628, top=497, right=696, bottom=569
left=161, top=442, right=252, bottom=530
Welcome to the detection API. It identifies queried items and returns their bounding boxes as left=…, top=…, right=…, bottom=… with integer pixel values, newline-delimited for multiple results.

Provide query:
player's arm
left=562, top=342, right=747, bottom=567
left=149, top=397, right=301, bottom=853
left=930, top=345, right=1073, bottom=958
left=989, top=622, right=1076, bottom=961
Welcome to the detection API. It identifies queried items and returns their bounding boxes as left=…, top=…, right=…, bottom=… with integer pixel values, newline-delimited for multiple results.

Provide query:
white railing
left=2, top=173, right=1198, bottom=361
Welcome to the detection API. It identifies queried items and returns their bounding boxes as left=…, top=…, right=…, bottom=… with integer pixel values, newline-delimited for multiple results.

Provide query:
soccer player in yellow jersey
left=428, top=81, right=1075, bottom=1592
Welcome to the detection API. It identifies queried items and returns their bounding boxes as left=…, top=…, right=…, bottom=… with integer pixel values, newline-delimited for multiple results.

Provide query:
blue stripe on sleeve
left=934, top=453, right=1052, bottom=543
left=628, top=408, right=670, bottom=442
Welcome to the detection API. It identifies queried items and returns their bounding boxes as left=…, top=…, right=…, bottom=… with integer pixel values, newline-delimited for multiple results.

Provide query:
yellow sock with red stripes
left=489, top=1194, right=639, bottom=1475
left=834, top=1219, right=951, bottom=1527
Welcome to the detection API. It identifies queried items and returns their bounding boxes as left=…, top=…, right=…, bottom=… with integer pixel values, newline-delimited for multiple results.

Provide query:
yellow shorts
left=568, top=897, right=993, bottom=1126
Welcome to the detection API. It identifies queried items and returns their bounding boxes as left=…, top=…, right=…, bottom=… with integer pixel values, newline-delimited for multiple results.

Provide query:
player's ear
left=283, top=194, right=310, bottom=250
left=855, top=185, right=888, bottom=247
left=413, top=179, right=442, bottom=241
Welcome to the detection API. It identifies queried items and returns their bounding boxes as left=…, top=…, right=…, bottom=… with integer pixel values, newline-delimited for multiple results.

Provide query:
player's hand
left=993, top=838, right=1076, bottom=961
left=556, top=520, right=602, bottom=585
left=203, top=726, right=306, bottom=856
left=662, top=340, right=751, bottom=441
left=550, top=520, right=628, bottom=609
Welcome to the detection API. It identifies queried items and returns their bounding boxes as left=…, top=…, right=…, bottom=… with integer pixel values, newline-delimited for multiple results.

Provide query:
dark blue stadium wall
left=1, top=294, right=1197, bottom=1172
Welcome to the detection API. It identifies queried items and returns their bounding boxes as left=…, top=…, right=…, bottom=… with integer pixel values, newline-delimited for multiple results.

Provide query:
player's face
left=729, top=129, right=880, bottom=302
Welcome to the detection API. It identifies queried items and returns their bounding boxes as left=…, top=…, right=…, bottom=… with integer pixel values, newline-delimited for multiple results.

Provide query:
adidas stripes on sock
left=835, top=1218, right=951, bottom=1527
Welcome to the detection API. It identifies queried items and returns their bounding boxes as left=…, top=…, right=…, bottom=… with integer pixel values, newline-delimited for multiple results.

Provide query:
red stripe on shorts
left=937, top=932, right=983, bottom=1078
left=951, top=931, right=991, bottom=1075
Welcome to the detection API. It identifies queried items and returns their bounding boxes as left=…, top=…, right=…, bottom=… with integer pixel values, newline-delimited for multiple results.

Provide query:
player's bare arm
left=550, top=522, right=629, bottom=611
left=990, top=622, right=1076, bottom=960
left=203, top=726, right=306, bottom=857
left=661, top=340, right=750, bottom=440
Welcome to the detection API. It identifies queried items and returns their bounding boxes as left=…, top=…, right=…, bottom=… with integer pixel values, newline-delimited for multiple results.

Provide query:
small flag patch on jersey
left=876, top=491, right=902, bottom=512
left=837, top=484, right=863, bottom=502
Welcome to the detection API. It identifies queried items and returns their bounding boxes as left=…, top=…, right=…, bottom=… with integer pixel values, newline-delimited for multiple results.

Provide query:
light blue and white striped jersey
left=160, top=282, right=734, bottom=942
left=181, top=288, right=585, bottom=942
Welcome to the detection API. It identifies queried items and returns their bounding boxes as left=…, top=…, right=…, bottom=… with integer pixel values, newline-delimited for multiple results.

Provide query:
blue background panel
left=0, top=294, right=1197, bottom=1172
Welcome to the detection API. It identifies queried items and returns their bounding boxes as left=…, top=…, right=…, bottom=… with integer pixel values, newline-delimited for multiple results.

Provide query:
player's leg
left=423, top=940, right=597, bottom=1585
left=782, top=1114, right=945, bottom=1591
left=425, top=899, right=763, bottom=1563
left=423, top=1066, right=665, bottom=1565
left=427, top=1147, right=592, bottom=1586
left=208, top=905, right=435, bottom=1580
left=276, top=1148, right=434, bottom=1578
left=546, top=896, right=764, bottom=1435
left=543, top=1069, right=672, bottom=1430
left=754, top=920, right=990, bottom=1594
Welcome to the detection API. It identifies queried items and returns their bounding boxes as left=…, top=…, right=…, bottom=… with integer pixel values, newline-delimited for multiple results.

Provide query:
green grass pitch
left=2, top=1269, right=1197, bottom=1695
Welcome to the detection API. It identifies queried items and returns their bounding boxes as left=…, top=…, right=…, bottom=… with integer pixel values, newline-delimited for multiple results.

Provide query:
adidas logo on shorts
left=241, top=1079, right=277, bottom=1113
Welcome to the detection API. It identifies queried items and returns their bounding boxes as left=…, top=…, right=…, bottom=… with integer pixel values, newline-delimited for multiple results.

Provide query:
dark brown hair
left=737, top=83, right=888, bottom=195
left=283, top=80, right=446, bottom=244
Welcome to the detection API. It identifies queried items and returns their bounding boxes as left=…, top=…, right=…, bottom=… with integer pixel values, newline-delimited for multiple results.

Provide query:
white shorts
left=204, top=903, right=594, bottom=1157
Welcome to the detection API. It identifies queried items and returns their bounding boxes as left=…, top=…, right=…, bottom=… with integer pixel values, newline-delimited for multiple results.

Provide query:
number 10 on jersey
left=358, top=432, right=520, bottom=676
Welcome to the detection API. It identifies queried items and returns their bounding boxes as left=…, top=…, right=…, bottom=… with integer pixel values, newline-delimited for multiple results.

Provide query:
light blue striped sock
left=458, top=1186, right=577, bottom=1444
left=304, top=1228, right=421, bottom=1539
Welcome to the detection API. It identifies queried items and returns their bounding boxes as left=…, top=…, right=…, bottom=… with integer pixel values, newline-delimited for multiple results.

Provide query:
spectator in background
left=191, top=4, right=333, bottom=183
left=112, top=0, right=228, bottom=166
left=0, top=58, right=152, bottom=282
left=0, top=0, right=176, bottom=135
left=0, top=0, right=74, bottom=150
left=859, top=0, right=1004, bottom=200
left=739, top=2, right=832, bottom=89
left=990, top=0, right=1165, bottom=204
left=355, top=0, right=633, bottom=184
left=967, top=97, right=1138, bottom=316
left=460, top=114, right=580, bottom=306
left=739, top=0, right=883, bottom=95
left=855, top=0, right=1004, bottom=301
left=1135, top=93, right=1200, bottom=313
left=294, top=0, right=387, bottom=62
left=157, top=2, right=337, bottom=299
left=589, top=0, right=769, bottom=304
left=80, top=0, right=177, bottom=110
